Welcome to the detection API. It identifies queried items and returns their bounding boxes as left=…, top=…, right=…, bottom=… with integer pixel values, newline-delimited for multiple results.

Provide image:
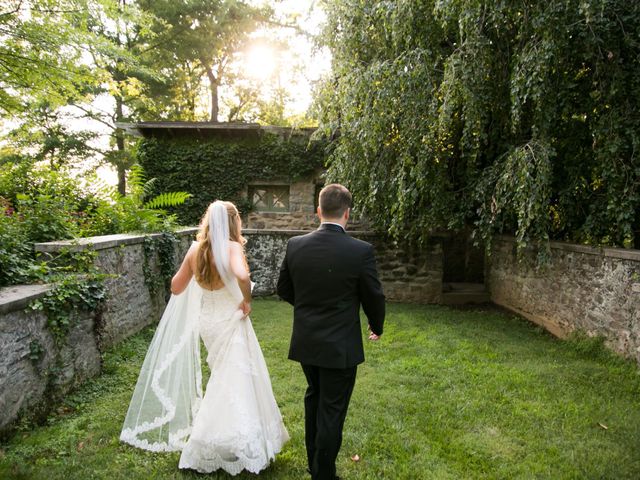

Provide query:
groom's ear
left=317, top=206, right=322, bottom=219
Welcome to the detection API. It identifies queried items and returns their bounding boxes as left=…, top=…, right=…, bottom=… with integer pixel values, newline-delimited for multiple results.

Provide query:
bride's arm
left=229, top=241, right=252, bottom=306
left=171, top=245, right=195, bottom=295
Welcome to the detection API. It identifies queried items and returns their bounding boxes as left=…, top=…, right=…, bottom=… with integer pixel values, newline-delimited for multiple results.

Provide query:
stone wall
left=371, top=235, right=443, bottom=304
left=244, top=229, right=443, bottom=303
left=0, top=229, right=197, bottom=436
left=35, top=229, right=197, bottom=348
left=0, top=285, right=100, bottom=434
left=487, top=236, right=640, bottom=363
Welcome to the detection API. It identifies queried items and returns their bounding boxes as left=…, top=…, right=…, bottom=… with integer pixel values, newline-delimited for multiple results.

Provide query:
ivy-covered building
left=117, top=122, right=331, bottom=229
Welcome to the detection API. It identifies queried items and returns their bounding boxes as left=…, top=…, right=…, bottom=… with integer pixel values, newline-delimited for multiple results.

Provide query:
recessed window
left=249, top=185, right=290, bottom=212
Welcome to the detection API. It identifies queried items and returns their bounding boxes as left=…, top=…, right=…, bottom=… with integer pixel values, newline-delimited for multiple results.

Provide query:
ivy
left=29, top=249, right=107, bottom=346
left=143, top=232, right=177, bottom=297
left=138, top=132, right=327, bottom=224
left=30, top=275, right=106, bottom=346
left=28, top=339, right=44, bottom=365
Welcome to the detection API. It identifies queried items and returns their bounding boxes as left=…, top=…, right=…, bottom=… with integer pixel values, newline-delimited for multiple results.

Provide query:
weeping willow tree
left=314, top=0, right=640, bottom=253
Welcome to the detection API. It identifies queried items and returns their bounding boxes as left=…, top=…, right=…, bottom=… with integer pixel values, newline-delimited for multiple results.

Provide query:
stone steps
left=441, top=282, right=490, bottom=305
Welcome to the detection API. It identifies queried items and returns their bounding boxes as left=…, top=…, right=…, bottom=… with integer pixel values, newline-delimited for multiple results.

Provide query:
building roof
left=116, top=121, right=316, bottom=140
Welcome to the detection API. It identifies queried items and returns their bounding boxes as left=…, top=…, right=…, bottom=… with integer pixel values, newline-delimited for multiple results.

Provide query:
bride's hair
left=195, top=201, right=246, bottom=287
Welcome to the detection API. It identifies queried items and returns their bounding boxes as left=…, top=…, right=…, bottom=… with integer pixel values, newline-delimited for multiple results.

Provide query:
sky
left=242, top=0, right=331, bottom=118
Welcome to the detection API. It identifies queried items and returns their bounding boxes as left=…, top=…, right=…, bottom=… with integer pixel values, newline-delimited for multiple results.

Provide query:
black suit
left=277, top=223, right=385, bottom=480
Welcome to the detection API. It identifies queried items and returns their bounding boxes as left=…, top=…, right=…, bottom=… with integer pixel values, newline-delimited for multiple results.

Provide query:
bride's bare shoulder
left=229, top=240, right=243, bottom=250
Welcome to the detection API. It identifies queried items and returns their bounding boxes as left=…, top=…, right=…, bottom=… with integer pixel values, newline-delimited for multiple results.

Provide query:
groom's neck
left=320, top=217, right=347, bottom=229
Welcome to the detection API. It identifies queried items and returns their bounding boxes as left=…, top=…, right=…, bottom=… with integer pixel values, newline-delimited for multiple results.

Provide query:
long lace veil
left=120, top=201, right=242, bottom=451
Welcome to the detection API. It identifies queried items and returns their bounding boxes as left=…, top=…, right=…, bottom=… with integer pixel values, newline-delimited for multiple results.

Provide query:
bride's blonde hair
left=195, top=201, right=246, bottom=287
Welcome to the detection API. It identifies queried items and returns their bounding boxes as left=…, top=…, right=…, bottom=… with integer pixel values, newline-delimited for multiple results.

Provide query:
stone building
left=117, top=121, right=351, bottom=231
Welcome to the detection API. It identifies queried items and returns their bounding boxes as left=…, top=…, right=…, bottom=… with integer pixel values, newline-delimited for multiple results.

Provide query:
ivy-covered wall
left=138, top=132, right=327, bottom=225
left=0, top=229, right=196, bottom=437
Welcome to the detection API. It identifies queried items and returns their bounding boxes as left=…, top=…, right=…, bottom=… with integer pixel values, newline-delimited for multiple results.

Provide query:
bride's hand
left=239, top=300, right=252, bottom=319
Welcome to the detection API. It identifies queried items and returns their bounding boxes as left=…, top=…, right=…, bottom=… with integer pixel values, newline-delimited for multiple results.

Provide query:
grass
left=1, top=299, right=639, bottom=479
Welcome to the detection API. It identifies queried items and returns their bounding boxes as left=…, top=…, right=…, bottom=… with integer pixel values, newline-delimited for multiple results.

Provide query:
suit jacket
left=277, top=223, right=385, bottom=369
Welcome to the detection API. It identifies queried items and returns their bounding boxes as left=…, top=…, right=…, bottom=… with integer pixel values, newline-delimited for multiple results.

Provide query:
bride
left=120, top=200, right=289, bottom=475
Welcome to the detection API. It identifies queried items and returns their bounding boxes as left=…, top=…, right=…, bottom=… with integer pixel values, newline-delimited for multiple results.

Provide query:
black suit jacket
left=277, top=223, right=385, bottom=369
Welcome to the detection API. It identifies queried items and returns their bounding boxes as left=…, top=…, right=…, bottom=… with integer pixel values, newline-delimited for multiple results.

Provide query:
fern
left=127, top=164, right=146, bottom=192
left=144, top=192, right=192, bottom=210
left=142, top=178, right=158, bottom=198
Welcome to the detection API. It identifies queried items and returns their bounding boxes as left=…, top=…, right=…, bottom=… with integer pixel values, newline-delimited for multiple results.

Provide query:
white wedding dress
left=120, top=277, right=289, bottom=475
left=178, top=284, right=289, bottom=474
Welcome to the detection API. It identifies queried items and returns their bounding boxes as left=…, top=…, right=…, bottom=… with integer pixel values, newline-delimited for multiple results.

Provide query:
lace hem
left=178, top=429, right=288, bottom=475
left=120, top=426, right=191, bottom=452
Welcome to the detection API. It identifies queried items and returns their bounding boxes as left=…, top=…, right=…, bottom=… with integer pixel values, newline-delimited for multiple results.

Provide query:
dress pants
left=301, top=364, right=358, bottom=480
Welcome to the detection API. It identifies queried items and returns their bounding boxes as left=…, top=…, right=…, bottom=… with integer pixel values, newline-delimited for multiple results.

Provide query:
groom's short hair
left=319, top=183, right=352, bottom=218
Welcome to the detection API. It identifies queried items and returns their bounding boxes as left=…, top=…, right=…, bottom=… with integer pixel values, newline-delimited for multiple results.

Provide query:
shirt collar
left=319, top=222, right=346, bottom=233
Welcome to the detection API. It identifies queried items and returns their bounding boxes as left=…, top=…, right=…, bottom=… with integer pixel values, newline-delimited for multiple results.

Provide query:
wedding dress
left=120, top=202, right=288, bottom=475
left=178, top=283, right=289, bottom=474
left=120, top=277, right=289, bottom=475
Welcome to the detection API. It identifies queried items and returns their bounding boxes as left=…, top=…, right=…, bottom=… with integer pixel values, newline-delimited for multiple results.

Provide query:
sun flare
left=244, top=45, right=277, bottom=80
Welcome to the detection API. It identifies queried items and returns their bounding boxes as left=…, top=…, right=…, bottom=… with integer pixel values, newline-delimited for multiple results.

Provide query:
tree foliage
left=138, top=0, right=271, bottom=122
left=0, top=0, right=97, bottom=114
left=315, top=0, right=640, bottom=251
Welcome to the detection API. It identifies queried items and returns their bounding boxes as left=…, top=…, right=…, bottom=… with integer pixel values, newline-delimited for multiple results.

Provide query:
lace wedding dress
left=120, top=278, right=289, bottom=475
left=121, top=202, right=288, bottom=475
left=178, top=284, right=289, bottom=474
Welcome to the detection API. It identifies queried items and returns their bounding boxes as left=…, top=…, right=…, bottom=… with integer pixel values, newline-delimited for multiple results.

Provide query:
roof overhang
left=115, top=122, right=316, bottom=140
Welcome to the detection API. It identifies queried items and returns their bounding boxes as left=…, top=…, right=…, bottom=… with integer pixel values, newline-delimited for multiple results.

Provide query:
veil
left=120, top=201, right=244, bottom=451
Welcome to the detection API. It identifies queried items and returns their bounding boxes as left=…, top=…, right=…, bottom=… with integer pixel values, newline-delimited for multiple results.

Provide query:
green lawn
left=1, top=299, right=639, bottom=479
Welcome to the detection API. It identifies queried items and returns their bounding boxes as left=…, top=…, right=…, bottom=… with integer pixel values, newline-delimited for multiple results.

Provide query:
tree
left=71, top=0, right=162, bottom=195
left=0, top=0, right=158, bottom=194
left=0, top=0, right=96, bottom=115
left=315, top=0, right=640, bottom=251
left=4, top=101, right=99, bottom=170
left=140, top=0, right=271, bottom=122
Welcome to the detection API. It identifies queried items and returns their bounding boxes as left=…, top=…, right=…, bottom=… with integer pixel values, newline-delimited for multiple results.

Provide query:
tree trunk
left=210, top=79, right=219, bottom=123
left=115, top=96, right=127, bottom=195
left=202, top=61, right=219, bottom=123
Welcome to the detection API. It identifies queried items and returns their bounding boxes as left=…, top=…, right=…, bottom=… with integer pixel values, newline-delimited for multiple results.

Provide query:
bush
left=0, top=160, right=188, bottom=287
left=0, top=207, right=47, bottom=287
left=15, top=194, right=78, bottom=243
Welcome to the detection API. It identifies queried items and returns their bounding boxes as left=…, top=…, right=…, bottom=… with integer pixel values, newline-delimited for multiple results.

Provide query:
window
left=249, top=185, right=290, bottom=212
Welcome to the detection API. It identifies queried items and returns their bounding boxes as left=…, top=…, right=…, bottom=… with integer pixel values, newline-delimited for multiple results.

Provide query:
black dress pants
left=301, top=364, right=358, bottom=480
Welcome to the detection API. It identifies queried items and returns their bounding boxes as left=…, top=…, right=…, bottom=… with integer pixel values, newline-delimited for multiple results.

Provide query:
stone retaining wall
left=34, top=229, right=197, bottom=348
left=487, top=236, right=640, bottom=363
left=0, top=285, right=100, bottom=434
left=0, top=229, right=196, bottom=436
left=244, top=229, right=443, bottom=303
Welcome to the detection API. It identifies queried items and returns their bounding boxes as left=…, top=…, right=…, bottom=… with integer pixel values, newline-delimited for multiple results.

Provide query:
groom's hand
left=368, top=325, right=380, bottom=341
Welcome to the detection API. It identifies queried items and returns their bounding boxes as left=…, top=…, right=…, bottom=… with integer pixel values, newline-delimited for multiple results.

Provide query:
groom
left=277, top=183, right=385, bottom=480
